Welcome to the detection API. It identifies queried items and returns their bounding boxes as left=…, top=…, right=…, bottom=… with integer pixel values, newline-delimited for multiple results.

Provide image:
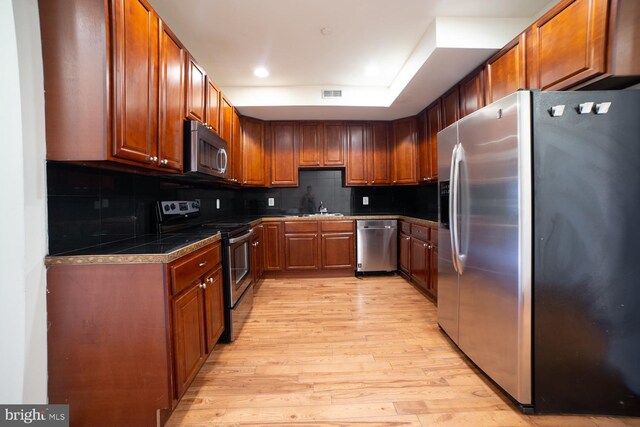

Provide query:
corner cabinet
left=39, top=0, right=184, bottom=173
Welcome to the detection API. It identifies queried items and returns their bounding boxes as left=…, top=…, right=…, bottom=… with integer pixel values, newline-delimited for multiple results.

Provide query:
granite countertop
left=45, top=214, right=436, bottom=266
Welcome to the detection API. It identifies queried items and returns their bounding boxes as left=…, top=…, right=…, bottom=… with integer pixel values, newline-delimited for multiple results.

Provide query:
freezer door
left=437, top=123, right=460, bottom=343
left=456, top=91, right=532, bottom=405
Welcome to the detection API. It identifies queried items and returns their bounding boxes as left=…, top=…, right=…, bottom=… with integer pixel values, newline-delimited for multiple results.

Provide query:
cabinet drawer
left=284, top=221, right=319, bottom=233
left=400, top=221, right=411, bottom=235
left=411, top=224, right=429, bottom=241
left=320, top=220, right=354, bottom=233
left=429, top=226, right=438, bottom=245
left=170, top=243, right=221, bottom=295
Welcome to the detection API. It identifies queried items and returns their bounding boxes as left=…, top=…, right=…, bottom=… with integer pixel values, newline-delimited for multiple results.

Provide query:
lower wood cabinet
left=284, top=221, right=320, bottom=271
left=263, top=222, right=283, bottom=271
left=251, top=224, right=265, bottom=284
left=46, top=241, right=223, bottom=427
left=399, top=221, right=438, bottom=301
left=320, top=221, right=355, bottom=269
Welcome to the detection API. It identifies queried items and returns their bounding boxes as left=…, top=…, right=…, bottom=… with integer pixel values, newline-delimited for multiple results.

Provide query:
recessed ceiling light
left=320, top=27, right=332, bottom=36
left=254, top=67, right=269, bottom=78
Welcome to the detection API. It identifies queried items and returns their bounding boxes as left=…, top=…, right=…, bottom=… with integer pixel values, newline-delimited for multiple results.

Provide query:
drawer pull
left=199, top=261, right=207, bottom=267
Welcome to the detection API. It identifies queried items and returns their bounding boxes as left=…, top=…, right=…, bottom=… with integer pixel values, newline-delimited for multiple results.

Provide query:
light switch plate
left=268, top=197, right=275, bottom=206
left=216, top=199, right=220, bottom=209
left=363, top=196, right=369, bottom=205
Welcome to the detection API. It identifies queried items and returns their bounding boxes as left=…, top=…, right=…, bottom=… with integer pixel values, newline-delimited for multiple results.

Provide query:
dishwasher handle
left=361, top=225, right=395, bottom=229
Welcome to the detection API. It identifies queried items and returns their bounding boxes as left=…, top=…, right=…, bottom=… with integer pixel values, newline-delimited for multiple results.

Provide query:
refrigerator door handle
left=449, top=143, right=461, bottom=273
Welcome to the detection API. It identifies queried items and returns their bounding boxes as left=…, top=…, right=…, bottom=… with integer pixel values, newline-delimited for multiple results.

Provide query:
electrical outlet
left=216, top=199, right=220, bottom=209
left=363, top=196, right=369, bottom=205
left=268, top=197, right=275, bottom=207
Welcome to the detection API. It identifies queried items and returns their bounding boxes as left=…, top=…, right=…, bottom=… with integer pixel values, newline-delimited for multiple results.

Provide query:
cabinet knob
left=424, top=243, right=428, bottom=248
left=199, top=282, right=207, bottom=289
left=207, top=277, right=213, bottom=283
left=371, top=180, right=375, bottom=184
left=161, top=159, right=168, bottom=165
left=149, top=156, right=158, bottom=162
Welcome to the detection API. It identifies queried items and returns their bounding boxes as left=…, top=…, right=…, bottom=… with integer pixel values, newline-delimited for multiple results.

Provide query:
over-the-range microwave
left=184, top=120, right=228, bottom=179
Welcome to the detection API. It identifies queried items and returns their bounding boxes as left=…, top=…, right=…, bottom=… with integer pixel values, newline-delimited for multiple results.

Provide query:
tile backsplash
left=46, top=163, right=438, bottom=254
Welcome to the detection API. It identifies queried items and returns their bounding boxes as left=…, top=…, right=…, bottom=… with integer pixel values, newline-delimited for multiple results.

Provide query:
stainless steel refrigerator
left=437, top=90, right=640, bottom=415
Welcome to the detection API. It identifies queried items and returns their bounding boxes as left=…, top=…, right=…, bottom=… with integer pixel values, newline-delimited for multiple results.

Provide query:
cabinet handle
left=199, top=261, right=207, bottom=267
left=372, top=180, right=375, bottom=184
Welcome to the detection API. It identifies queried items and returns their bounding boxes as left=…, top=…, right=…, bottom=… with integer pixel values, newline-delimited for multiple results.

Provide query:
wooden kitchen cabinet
left=526, top=0, right=608, bottom=90
left=392, top=117, right=418, bottom=185
left=263, top=222, right=284, bottom=271
left=320, top=221, right=355, bottom=270
left=322, top=122, right=346, bottom=167
left=399, top=230, right=411, bottom=274
left=270, top=122, right=299, bottom=186
left=203, top=267, right=224, bottom=353
left=284, top=221, right=319, bottom=271
left=442, top=86, right=460, bottom=129
left=460, top=67, right=485, bottom=117
left=345, top=122, right=391, bottom=186
left=422, top=101, right=441, bottom=182
left=299, top=122, right=323, bottom=167
left=410, top=236, right=429, bottom=290
left=242, top=117, right=269, bottom=186
left=40, top=0, right=184, bottom=173
left=205, top=78, right=220, bottom=134
left=485, top=33, right=527, bottom=104
left=251, top=225, right=265, bottom=285
left=185, top=55, right=206, bottom=123
left=230, top=108, right=243, bottom=184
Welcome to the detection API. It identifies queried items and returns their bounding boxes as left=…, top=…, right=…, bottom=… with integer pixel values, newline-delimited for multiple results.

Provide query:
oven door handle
left=228, top=229, right=253, bottom=245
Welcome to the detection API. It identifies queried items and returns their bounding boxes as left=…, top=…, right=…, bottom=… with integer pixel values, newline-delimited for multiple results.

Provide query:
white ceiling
left=150, top=0, right=558, bottom=120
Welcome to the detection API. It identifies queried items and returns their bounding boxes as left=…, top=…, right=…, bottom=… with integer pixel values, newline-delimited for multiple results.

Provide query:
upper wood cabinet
left=441, top=86, right=460, bottom=128
left=368, top=122, right=391, bottom=185
left=40, top=0, right=184, bottom=173
left=418, top=101, right=440, bottom=184
left=205, top=78, right=220, bottom=134
left=526, top=0, right=636, bottom=91
left=459, top=67, right=485, bottom=118
left=270, top=122, right=298, bottom=187
left=345, top=122, right=367, bottom=185
left=229, top=108, right=243, bottom=184
left=391, top=117, right=418, bottom=185
left=322, top=122, right=346, bottom=167
left=485, top=33, right=527, bottom=104
left=242, top=117, right=269, bottom=187
left=185, top=55, right=206, bottom=123
left=299, top=122, right=323, bottom=167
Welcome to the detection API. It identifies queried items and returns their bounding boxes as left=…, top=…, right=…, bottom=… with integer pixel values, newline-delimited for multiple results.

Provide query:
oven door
left=227, top=230, right=253, bottom=307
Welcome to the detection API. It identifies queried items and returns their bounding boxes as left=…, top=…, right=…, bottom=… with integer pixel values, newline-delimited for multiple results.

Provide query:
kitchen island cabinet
left=40, top=0, right=185, bottom=173
left=46, top=239, right=223, bottom=426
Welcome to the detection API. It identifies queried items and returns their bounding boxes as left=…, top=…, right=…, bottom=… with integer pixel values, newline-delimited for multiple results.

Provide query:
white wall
left=0, top=0, right=48, bottom=403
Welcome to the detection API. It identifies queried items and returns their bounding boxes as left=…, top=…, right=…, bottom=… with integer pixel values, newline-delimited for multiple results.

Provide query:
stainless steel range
left=156, top=201, right=254, bottom=342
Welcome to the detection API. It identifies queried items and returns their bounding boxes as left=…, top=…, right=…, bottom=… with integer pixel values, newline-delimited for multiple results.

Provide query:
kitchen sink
left=302, top=213, right=344, bottom=217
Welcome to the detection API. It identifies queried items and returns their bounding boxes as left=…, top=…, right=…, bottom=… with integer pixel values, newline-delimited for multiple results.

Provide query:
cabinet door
left=172, top=284, right=205, bottom=399
left=442, top=86, right=460, bottom=128
left=185, top=55, right=206, bottom=123
left=230, top=108, right=242, bottom=184
left=323, top=122, right=346, bottom=166
left=527, top=0, right=608, bottom=90
left=428, top=242, right=438, bottom=298
left=157, top=22, right=184, bottom=172
left=271, top=122, right=298, bottom=186
left=392, top=117, right=417, bottom=185
left=460, top=67, right=485, bottom=118
left=410, top=237, right=429, bottom=291
left=417, top=110, right=429, bottom=182
left=242, top=117, right=268, bottom=186
left=112, top=0, right=158, bottom=165
left=321, top=233, right=355, bottom=269
left=203, top=268, right=224, bottom=353
left=251, top=225, right=264, bottom=283
left=299, top=122, right=322, bottom=167
left=205, top=78, right=220, bottom=134
left=485, top=33, right=526, bottom=104
left=284, top=234, right=319, bottom=270
left=368, top=122, right=390, bottom=185
left=263, top=222, right=283, bottom=271
left=399, top=232, right=411, bottom=274
left=425, top=101, right=441, bottom=182
left=345, top=122, right=367, bottom=186
left=219, top=94, right=233, bottom=143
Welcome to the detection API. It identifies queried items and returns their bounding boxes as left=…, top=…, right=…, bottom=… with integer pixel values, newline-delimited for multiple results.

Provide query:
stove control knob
left=163, top=204, right=170, bottom=212
left=170, top=203, right=176, bottom=210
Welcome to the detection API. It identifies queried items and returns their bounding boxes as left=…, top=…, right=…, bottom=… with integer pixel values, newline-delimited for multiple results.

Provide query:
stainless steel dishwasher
left=356, top=219, right=397, bottom=272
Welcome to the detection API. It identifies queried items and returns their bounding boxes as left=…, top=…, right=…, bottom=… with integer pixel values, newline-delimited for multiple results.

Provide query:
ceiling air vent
left=322, top=89, right=342, bottom=99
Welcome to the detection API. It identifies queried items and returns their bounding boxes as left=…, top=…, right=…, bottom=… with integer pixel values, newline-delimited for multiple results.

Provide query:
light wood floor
left=166, top=276, right=640, bottom=426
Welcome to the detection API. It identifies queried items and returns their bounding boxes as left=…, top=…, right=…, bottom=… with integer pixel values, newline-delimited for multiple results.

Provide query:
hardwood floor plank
left=166, top=276, right=640, bottom=426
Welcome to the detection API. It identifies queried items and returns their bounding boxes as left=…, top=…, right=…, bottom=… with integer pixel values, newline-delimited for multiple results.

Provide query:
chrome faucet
left=318, top=201, right=328, bottom=214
